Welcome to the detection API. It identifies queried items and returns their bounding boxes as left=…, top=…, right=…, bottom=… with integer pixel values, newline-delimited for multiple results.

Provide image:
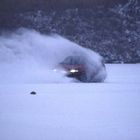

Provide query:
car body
left=56, top=55, right=107, bottom=82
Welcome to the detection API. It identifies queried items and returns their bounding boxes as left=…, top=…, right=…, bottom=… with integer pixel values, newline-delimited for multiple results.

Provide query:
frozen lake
left=0, top=64, right=140, bottom=140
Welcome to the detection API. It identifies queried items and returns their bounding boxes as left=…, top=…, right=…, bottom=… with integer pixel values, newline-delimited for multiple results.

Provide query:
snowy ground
left=0, top=64, right=140, bottom=140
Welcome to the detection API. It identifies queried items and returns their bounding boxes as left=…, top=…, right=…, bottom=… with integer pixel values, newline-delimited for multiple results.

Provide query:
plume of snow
left=0, top=28, right=106, bottom=83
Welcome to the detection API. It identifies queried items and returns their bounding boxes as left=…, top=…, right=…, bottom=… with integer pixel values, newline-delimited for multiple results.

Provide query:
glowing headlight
left=53, top=69, right=68, bottom=74
left=70, top=69, right=78, bottom=73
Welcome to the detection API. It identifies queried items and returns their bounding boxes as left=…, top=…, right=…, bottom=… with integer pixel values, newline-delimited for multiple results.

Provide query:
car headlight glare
left=70, top=69, right=78, bottom=73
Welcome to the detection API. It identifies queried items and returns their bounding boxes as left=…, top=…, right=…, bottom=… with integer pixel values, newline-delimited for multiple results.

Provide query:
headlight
left=53, top=69, right=67, bottom=74
left=70, top=69, right=78, bottom=73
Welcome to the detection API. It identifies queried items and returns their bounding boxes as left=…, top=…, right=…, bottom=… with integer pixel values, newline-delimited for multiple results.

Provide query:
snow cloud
left=0, top=28, right=106, bottom=83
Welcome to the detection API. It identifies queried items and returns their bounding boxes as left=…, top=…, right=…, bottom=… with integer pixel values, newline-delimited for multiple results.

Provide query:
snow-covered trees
left=0, top=0, right=139, bottom=63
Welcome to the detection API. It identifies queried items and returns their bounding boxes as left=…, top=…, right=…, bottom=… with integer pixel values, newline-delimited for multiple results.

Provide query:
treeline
left=0, top=0, right=127, bottom=12
left=0, top=0, right=139, bottom=63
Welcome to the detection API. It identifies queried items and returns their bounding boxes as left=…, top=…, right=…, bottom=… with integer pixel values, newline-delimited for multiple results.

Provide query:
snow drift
left=0, top=28, right=106, bottom=83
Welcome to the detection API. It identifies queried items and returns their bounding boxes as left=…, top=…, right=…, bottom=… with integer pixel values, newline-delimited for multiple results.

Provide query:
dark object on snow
left=30, top=91, right=37, bottom=95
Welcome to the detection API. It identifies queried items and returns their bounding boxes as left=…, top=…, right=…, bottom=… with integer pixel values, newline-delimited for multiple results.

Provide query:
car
left=59, top=56, right=86, bottom=82
left=56, top=55, right=107, bottom=83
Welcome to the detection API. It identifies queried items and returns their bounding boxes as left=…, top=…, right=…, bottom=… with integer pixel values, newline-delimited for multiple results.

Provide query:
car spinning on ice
left=55, top=54, right=107, bottom=83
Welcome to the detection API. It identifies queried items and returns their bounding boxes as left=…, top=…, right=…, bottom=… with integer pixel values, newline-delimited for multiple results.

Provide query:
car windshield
left=60, top=56, right=85, bottom=65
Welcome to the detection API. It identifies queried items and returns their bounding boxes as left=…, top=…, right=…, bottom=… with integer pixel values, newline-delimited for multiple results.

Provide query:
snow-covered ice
left=0, top=28, right=139, bottom=140
left=0, top=64, right=140, bottom=140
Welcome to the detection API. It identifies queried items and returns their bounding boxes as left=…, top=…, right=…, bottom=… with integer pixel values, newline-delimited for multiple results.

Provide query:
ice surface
left=0, top=64, right=140, bottom=140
